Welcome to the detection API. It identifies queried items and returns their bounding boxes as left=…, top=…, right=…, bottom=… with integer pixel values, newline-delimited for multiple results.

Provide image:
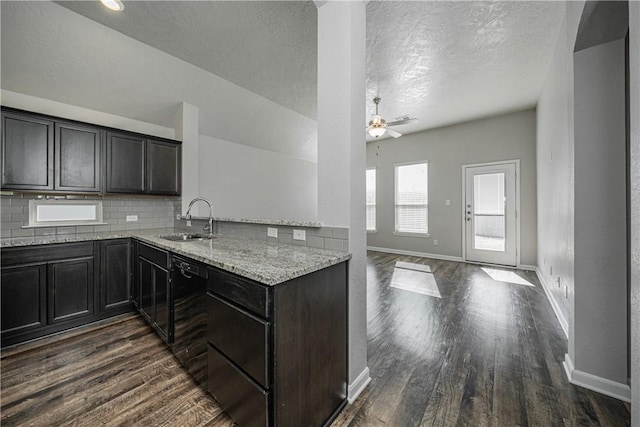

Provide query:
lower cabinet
left=137, top=242, right=172, bottom=343
left=1, top=240, right=135, bottom=348
left=100, top=239, right=133, bottom=314
left=206, top=262, right=348, bottom=427
left=47, top=255, right=95, bottom=324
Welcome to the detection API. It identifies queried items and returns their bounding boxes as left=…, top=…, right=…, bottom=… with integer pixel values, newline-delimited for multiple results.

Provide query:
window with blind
left=395, top=162, right=428, bottom=234
left=366, top=168, right=376, bottom=231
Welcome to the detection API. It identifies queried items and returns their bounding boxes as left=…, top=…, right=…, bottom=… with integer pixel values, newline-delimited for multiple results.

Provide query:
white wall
left=366, top=109, right=537, bottom=266
left=198, top=135, right=317, bottom=221
left=574, top=38, right=628, bottom=385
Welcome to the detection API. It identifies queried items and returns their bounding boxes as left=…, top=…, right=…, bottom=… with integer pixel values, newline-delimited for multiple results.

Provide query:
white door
left=463, top=161, right=518, bottom=266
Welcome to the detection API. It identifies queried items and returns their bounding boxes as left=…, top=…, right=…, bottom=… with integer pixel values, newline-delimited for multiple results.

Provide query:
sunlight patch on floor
left=390, top=268, right=441, bottom=297
left=481, top=267, right=534, bottom=287
left=395, top=261, right=432, bottom=273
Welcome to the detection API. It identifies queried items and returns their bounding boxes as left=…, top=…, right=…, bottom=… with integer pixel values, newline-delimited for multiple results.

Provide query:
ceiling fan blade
left=387, top=117, right=418, bottom=127
left=386, top=128, right=402, bottom=138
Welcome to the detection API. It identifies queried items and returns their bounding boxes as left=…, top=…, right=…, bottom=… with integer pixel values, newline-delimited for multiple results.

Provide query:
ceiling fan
left=367, top=97, right=418, bottom=139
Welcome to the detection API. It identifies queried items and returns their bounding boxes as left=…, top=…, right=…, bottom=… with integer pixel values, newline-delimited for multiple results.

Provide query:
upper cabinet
left=55, top=122, right=102, bottom=193
left=1, top=110, right=54, bottom=191
left=146, top=139, right=181, bottom=196
left=106, top=131, right=146, bottom=194
left=1, top=108, right=181, bottom=196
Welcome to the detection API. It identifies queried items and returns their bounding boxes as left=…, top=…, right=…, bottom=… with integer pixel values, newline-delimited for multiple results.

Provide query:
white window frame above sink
left=26, top=199, right=107, bottom=228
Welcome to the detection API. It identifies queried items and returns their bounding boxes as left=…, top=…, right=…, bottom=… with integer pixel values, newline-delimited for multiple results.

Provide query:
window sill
left=393, top=231, right=431, bottom=238
left=22, top=222, right=109, bottom=229
left=367, top=230, right=377, bottom=234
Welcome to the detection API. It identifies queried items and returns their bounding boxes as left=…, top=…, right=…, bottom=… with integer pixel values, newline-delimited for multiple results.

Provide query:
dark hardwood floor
left=0, top=251, right=631, bottom=426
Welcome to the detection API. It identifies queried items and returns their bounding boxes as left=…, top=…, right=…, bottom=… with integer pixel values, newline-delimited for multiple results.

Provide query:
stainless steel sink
left=160, top=233, right=213, bottom=242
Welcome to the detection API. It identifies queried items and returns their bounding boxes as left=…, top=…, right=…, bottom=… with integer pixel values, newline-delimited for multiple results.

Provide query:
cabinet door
left=100, top=240, right=131, bottom=312
left=1, top=264, right=47, bottom=338
left=55, top=122, right=102, bottom=192
left=48, top=257, right=94, bottom=324
left=154, top=265, right=171, bottom=342
left=147, top=139, right=181, bottom=195
left=1, top=111, right=54, bottom=190
left=105, top=131, right=145, bottom=193
left=139, top=257, right=154, bottom=323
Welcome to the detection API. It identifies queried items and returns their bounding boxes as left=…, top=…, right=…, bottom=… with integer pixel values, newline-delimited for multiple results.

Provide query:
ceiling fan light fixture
left=368, top=125, right=387, bottom=138
left=100, top=0, right=124, bottom=12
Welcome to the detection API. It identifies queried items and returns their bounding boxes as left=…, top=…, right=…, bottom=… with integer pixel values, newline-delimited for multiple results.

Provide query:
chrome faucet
left=185, top=197, right=214, bottom=238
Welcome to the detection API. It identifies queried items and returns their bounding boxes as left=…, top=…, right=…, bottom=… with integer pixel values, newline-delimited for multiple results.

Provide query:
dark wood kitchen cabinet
left=47, top=255, right=95, bottom=324
left=99, top=239, right=133, bottom=314
left=105, top=131, right=146, bottom=194
left=1, top=242, right=98, bottom=347
left=147, top=139, right=181, bottom=195
left=1, top=107, right=181, bottom=196
left=1, top=110, right=54, bottom=190
left=206, top=262, right=348, bottom=427
left=54, top=121, right=102, bottom=193
left=137, top=242, right=172, bottom=343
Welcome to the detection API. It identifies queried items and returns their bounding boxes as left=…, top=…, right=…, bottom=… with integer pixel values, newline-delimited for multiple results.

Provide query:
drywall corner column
left=573, top=38, right=628, bottom=392
left=316, top=0, right=370, bottom=401
left=176, top=102, right=200, bottom=215
left=629, top=1, right=640, bottom=423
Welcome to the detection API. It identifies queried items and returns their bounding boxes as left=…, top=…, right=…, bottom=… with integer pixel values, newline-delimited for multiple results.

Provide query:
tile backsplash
left=1, top=193, right=350, bottom=253
left=177, top=219, right=350, bottom=253
left=1, top=193, right=180, bottom=239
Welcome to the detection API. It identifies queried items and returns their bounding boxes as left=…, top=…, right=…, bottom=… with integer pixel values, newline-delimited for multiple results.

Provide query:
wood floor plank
left=0, top=252, right=630, bottom=426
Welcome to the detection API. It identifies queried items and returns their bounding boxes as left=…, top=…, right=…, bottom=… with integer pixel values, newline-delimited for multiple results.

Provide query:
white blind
left=395, top=163, right=428, bottom=234
left=366, top=168, right=376, bottom=231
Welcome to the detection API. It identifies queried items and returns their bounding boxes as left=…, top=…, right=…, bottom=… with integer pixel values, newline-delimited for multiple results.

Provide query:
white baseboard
left=347, top=367, right=371, bottom=403
left=563, top=354, right=631, bottom=403
left=518, top=264, right=537, bottom=271
left=535, top=267, right=569, bottom=339
left=366, top=246, right=463, bottom=262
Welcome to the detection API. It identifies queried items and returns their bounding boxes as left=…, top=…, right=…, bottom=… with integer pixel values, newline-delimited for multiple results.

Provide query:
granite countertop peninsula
left=180, top=216, right=323, bottom=228
left=1, top=229, right=351, bottom=286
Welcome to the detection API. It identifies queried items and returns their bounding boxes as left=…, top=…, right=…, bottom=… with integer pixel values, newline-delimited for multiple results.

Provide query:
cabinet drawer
left=208, top=345, right=269, bottom=427
left=1, top=242, right=93, bottom=266
left=208, top=268, right=269, bottom=318
left=138, top=242, right=168, bottom=268
left=208, top=293, right=269, bottom=387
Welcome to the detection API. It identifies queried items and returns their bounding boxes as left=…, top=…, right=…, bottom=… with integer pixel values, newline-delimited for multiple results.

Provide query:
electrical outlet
left=186, top=220, right=192, bottom=227
left=445, top=200, right=450, bottom=206
left=176, top=214, right=181, bottom=220
left=267, top=227, right=278, bottom=238
left=126, top=215, right=138, bottom=222
left=433, top=239, right=438, bottom=245
left=293, top=230, right=306, bottom=241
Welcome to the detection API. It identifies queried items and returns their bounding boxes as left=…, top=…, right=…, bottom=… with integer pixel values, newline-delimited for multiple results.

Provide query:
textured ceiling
left=1, top=1, right=567, bottom=156
left=56, top=1, right=318, bottom=120
left=365, top=1, right=566, bottom=138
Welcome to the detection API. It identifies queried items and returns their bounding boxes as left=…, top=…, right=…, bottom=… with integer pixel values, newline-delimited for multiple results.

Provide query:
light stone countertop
left=0, top=229, right=351, bottom=286
left=180, top=216, right=323, bottom=228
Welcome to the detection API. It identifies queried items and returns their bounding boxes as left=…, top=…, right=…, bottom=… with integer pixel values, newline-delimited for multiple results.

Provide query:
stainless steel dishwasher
left=171, top=255, right=208, bottom=390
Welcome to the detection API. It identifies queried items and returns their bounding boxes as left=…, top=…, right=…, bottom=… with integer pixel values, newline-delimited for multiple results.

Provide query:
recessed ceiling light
left=100, top=0, right=124, bottom=12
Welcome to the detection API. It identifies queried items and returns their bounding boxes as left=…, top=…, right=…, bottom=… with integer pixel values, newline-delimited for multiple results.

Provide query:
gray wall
left=574, top=38, right=628, bottom=384
left=366, top=109, right=537, bottom=266
left=1, top=194, right=179, bottom=239
left=629, top=1, right=640, bottom=421
left=536, top=5, right=580, bottom=334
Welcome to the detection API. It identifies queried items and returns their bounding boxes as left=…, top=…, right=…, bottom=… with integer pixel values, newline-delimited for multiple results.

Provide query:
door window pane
left=473, top=173, right=505, bottom=251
